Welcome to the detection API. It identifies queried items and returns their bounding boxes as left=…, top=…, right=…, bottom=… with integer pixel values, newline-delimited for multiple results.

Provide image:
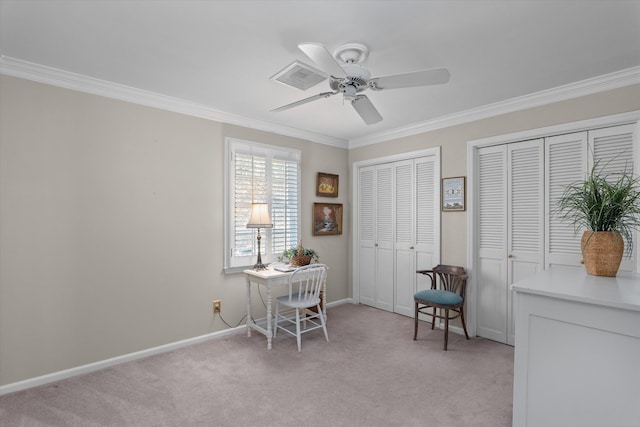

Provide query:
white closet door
left=590, top=124, right=636, bottom=272
left=591, top=124, right=635, bottom=175
left=357, top=150, right=441, bottom=315
left=375, top=163, right=394, bottom=312
left=414, top=157, right=439, bottom=288
left=394, top=160, right=415, bottom=316
left=358, top=165, right=376, bottom=307
left=507, top=139, right=544, bottom=345
left=545, top=132, right=588, bottom=269
left=473, top=121, right=639, bottom=346
left=394, top=156, right=439, bottom=316
left=476, top=145, right=508, bottom=343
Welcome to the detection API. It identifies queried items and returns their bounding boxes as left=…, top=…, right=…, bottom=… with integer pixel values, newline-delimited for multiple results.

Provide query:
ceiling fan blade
left=370, top=68, right=450, bottom=90
left=298, top=42, right=347, bottom=79
left=351, top=95, right=383, bottom=125
left=271, top=91, right=338, bottom=112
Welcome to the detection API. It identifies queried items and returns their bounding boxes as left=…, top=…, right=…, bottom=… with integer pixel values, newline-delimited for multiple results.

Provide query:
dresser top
left=511, top=266, right=640, bottom=312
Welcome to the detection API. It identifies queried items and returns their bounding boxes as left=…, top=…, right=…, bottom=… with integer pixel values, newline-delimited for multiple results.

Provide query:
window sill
left=223, top=266, right=252, bottom=275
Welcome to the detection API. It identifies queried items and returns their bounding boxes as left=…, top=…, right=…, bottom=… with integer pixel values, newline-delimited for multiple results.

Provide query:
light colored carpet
left=0, top=304, right=514, bottom=426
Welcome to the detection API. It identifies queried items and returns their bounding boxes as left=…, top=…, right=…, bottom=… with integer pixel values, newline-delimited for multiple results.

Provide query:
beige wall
left=2, top=73, right=639, bottom=387
left=0, top=76, right=349, bottom=385
left=348, top=84, right=640, bottom=270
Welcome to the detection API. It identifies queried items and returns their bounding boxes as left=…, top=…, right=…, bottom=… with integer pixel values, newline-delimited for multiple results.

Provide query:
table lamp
left=246, top=203, right=273, bottom=270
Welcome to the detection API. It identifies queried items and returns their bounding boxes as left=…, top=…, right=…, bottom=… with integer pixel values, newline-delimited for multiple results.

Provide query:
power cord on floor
left=217, top=311, right=247, bottom=329
left=214, top=278, right=271, bottom=329
left=215, top=286, right=268, bottom=329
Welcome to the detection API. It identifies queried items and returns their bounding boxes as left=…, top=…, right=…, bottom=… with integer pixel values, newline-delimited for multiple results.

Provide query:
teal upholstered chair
left=414, top=265, right=469, bottom=350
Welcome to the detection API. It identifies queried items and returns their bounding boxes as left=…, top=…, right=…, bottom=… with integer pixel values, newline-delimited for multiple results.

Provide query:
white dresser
left=511, top=267, right=640, bottom=427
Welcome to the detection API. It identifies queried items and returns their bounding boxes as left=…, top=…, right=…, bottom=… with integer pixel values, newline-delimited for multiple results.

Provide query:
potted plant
left=556, top=162, right=640, bottom=276
left=280, top=242, right=319, bottom=266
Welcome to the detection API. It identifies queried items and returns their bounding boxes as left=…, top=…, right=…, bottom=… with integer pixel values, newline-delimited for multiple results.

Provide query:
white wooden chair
left=273, top=264, right=329, bottom=352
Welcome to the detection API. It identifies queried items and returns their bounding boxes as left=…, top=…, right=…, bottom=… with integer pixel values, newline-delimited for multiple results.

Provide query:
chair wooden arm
left=416, top=269, right=437, bottom=289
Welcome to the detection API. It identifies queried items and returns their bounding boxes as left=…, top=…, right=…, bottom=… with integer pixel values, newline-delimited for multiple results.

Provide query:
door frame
left=352, top=147, right=441, bottom=308
left=466, top=110, right=640, bottom=340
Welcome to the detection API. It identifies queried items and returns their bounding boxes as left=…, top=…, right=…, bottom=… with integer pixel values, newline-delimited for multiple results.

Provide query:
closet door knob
left=508, top=254, right=513, bottom=259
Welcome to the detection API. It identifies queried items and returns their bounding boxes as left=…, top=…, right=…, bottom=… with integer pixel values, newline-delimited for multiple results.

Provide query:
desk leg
left=266, top=284, right=273, bottom=350
left=245, top=277, right=252, bottom=337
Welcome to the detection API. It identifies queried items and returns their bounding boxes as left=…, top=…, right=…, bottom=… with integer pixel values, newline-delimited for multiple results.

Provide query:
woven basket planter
left=290, top=255, right=312, bottom=266
left=581, top=231, right=624, bottom=277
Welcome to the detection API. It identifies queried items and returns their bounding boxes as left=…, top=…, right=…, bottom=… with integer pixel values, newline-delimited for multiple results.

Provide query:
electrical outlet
left=212, top=300, right=221, bottom=313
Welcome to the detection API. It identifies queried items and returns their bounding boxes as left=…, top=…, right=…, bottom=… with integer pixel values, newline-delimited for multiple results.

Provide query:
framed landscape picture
left=442, top=176, right=466, bottom=211
left=313, top=203, right=343, bottom=235
left=316, top=172, right=339, bottom=197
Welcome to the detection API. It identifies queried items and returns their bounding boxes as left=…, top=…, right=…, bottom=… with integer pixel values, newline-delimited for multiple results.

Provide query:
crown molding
left=348, top=66, right=640, bottom=149
left=2, top=55, right=638, bottom=151
left=0, top=55, right=348, bottom=149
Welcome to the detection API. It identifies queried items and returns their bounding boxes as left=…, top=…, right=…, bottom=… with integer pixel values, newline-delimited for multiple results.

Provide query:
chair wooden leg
left=444, top=309, right=449, bottom=351
left=413, top=302, right=419, bottom=340
left=460, top=307, right=470, bottom=340
left=431, top=306, right=436, bottom=330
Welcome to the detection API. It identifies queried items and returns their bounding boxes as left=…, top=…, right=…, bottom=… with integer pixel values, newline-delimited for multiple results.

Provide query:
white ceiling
left=1, top=0, right=639, bottom=147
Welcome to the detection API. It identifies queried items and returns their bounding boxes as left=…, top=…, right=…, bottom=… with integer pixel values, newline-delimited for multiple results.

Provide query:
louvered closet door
left=545, top=125, right=636, bottom=271
left=394, top=160, right=415, bottom=316
left=590, top=124, right=637, bottom=272
left=546, top=132, right=588, bottom=269
left=414, top=157, right=439, bottom=290
left=477, top=140, right=544, bottom=345
left=476, top=145, right=509, bottom=343
left=358, top=165, right=376, bottom=307
left=394, top=156, right=439, bottom=317
left=375, top=163, right=394, bottom=311
left=507, top=139, right=544, bottom=345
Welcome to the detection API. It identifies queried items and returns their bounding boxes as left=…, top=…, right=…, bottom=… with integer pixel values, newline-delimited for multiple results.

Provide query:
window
left=224, top=138, right=300, bottom=272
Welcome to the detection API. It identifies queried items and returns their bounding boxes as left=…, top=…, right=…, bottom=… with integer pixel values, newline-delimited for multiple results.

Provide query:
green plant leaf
left=555, top=161, right=640, bottom=257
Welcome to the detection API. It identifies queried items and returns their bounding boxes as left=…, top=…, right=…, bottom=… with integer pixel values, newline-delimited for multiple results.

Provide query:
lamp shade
left=246, top=203, right=273, bottom=228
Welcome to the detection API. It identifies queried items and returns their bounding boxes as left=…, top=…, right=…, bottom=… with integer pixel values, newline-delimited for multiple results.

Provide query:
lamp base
left=253, top=262, right=268, bottom=271
left=253, top=232, right=267, bottom=270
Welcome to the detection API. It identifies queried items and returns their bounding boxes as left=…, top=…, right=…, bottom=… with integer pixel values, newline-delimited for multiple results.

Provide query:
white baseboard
left=0, top=298, right=353, bottom=396
left=327, top=298, right=352, bottom=307
left=0, top=326, right=244, bottom=396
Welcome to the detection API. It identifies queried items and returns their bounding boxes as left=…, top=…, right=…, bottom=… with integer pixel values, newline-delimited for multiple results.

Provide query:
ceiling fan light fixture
left=343, top=84, right=358, bottom=102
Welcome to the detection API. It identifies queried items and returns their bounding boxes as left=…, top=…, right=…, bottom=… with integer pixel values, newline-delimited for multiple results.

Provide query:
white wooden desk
left=243, top=267, right=327, bottom=349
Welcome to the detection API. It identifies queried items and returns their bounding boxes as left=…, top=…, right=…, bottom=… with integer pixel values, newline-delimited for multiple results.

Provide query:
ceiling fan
left=271, top=42, right=450, bottom=125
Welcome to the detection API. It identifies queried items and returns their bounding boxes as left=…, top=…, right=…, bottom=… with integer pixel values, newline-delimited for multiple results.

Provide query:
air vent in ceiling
left=270, top=60, right=327, bottom=90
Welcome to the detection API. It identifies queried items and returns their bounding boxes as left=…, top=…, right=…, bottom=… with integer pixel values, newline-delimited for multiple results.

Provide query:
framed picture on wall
left=313, top=203, right=343, bottom=235
left=442, top=176, right=466, bottom=211
left=316, top=172, right=339, bottom=197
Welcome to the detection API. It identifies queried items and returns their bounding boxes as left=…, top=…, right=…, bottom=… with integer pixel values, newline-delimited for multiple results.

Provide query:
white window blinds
left=225, top=138, right=300, bottom=271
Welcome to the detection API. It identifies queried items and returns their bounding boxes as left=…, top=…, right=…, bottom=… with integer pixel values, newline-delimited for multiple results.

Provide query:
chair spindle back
left=433, top=265, right=468, bottom=298
left=289, top=264, right=327, bottom=304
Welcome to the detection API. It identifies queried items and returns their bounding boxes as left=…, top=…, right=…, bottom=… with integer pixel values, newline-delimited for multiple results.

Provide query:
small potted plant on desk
left=280, top=241, right=320, bottom=267
left=556, top=162, right=640, bottom=277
